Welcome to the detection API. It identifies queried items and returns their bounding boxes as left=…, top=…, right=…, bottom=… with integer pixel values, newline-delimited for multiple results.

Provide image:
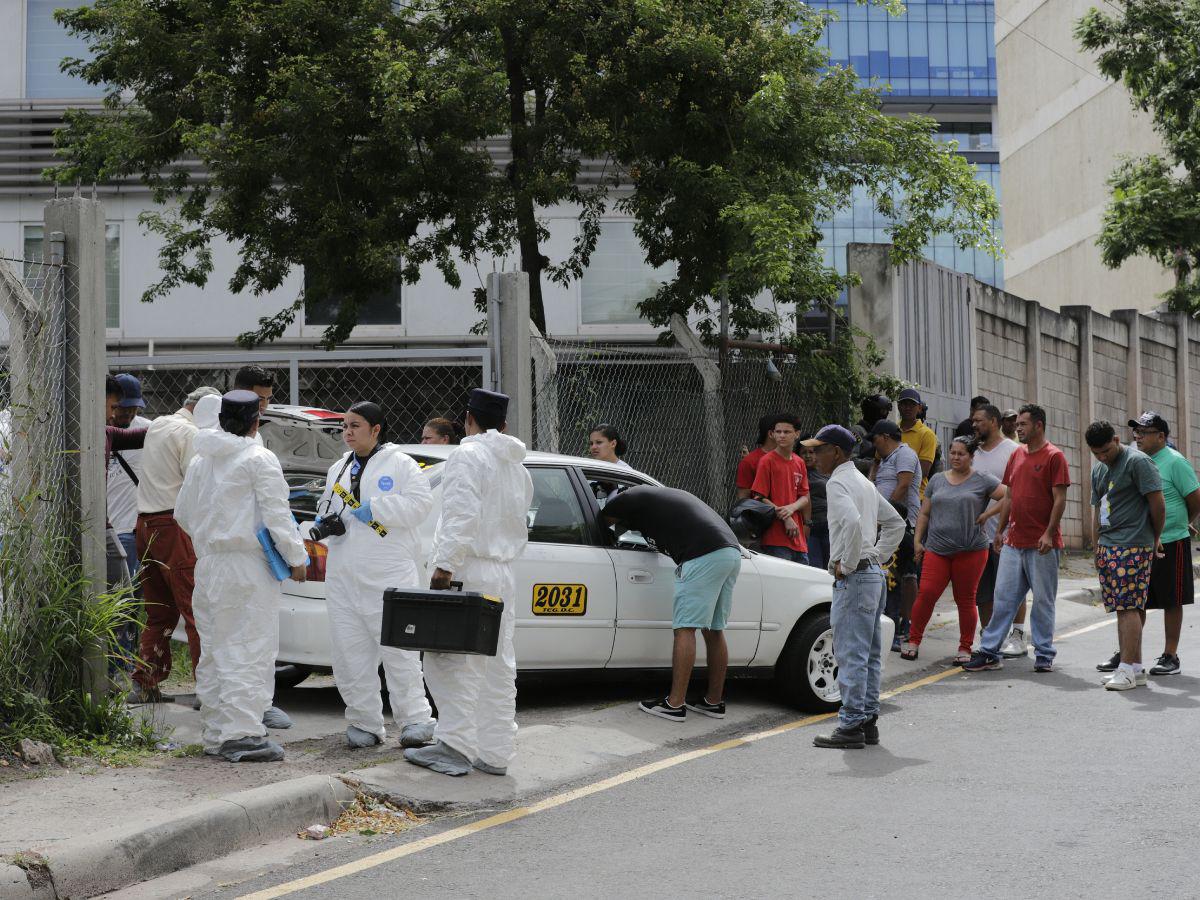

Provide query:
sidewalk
left=0, top=580, right=1108, bottom=900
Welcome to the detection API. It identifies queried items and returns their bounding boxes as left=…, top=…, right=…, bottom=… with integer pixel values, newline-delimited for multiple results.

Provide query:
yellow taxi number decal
left=532, top=583, right=587, bottom=616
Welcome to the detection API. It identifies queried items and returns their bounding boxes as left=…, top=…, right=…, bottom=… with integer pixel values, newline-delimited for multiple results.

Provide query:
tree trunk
left=501, top=28, right=548, bottom=334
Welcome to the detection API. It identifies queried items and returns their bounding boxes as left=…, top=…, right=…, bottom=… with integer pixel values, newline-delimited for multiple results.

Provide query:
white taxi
left=258, top=407, right=893, bottom=712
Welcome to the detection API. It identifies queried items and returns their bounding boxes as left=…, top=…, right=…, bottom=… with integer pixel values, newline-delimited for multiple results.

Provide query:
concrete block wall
left=848, top=243, right=1200, bottom=551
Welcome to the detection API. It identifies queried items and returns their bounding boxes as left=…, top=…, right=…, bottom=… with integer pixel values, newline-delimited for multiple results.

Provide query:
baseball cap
left=897, top=388, right=922, bottom=404
left=114, top=373, right=145, bottom=409
left=800, top=424, right=857, bottom=453
left=1001, top=408, right=1018, bottom=419
left=1128, top=411, right=1170, bottom=435
left=869, top=419, right=902, bottom=440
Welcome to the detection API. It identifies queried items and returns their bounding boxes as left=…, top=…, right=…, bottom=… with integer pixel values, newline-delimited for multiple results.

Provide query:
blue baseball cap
left=114, top=373, right=145, bottom=409
left=800, top=424, right=857, bottom=454
left=897, top=388, right=922, bottom=404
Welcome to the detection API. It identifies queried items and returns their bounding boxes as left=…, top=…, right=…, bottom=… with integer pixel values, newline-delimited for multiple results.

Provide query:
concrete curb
left=0, top=775, right=356, bottom=900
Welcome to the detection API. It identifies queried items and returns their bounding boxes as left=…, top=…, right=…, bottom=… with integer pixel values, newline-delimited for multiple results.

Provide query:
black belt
left=855, top=559, right=875, bottom=572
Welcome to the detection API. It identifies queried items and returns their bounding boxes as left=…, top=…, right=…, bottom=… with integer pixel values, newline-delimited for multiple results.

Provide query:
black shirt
left=955, top=418, right=975, bottom=439
left=603, top=486, right=740, bottom=565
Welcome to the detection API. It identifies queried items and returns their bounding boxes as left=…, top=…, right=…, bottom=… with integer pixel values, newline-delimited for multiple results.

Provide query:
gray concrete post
left=488, top=272, right=532, bottom=444
left=846, top=244, right=901, bottom=381
left=1111, top=309, right=1143, bottom=420
left=529, top=323, right=560, bottom=453
left=44, top=196, right=108, bottom=697
left=670, top=314, right=725, bottom=509
left=1063, top=306, right=1097, bottom=547
left=1024, top=299, right=1042, bottom=403
left=1172, top=312, right=1192, bottom=459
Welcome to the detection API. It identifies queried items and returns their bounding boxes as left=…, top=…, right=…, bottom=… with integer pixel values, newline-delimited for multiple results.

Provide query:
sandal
left=953, top=653, right=972, bottom=666
left=899, top=643, right=919, bottom=661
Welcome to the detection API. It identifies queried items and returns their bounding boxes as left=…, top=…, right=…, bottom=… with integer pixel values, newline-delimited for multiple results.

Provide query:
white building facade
left=1, top=0, right=685, bottom=350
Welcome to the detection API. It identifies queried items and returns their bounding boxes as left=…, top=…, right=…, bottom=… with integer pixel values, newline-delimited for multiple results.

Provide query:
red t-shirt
left=736, top=446, right=767, bottom=490
left=1003, top=441, right=1072, bottom=549
left=751, top=450, right=810, bottom=552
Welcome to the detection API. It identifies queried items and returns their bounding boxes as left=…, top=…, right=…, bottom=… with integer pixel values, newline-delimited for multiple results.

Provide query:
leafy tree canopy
left=1077, top=1, right=1200, bottom=308
left=54, top=0, right=999, bottom=346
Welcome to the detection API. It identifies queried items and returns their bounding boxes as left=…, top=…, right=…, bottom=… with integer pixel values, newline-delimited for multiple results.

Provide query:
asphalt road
left=139, top=610, right=1199, bottom=900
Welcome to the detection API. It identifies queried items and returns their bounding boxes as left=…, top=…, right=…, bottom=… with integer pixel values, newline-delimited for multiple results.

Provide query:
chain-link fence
left=531, top=336, right=845, bottom=512
left=107, top=350, right=490, bottom=444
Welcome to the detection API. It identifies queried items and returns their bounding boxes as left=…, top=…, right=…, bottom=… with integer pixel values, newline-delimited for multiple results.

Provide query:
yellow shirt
left=901, top=420, right=938, bottom=498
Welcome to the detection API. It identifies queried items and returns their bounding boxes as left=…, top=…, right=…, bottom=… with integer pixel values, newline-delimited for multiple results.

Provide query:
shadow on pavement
left=831, top=746, right=929, bottom=778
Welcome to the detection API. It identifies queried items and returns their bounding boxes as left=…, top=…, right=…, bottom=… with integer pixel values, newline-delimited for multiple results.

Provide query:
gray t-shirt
left=1091, top=446, right=1162, bottom=548
left=875, top=443, right=921, bottom=526
left=923, top=470, right=1001, bottom=555
left=971, top=438, right=1018, bottom=540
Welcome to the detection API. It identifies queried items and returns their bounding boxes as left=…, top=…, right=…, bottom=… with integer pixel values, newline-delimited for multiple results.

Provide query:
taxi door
left=512, top=465, right=618, bottom=669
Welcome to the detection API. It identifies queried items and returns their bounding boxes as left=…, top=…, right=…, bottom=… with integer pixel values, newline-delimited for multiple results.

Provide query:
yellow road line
left=240, top=616, right=1111, bottom=900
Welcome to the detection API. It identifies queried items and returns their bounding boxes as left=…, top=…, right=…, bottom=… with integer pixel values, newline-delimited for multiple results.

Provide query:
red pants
left=908, top=547, right=989, bottom=652
left=133, top=513, right=201, bottom=688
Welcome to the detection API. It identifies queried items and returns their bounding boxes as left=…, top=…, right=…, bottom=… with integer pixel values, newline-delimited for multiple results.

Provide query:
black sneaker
left=1149, top=653, right=1181, bottom=676
left=1096, top=650, right=1121, bottom=673
left=639, top=697, right=686, bottom=722
left=861, top=716, right=879, bottom=746
left=684, top=696, right=726, bottom=719
left=961, top=651, right=1002, bottom=672
left=813, top=726, right=866, bottom=750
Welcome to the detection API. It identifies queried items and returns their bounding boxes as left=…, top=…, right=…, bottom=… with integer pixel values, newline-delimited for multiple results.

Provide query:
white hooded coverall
left=425, top=430, right=534, bottom=770
left=317, top=444, right=435, bottom=739
left=175, top=429, right=307, bottom=754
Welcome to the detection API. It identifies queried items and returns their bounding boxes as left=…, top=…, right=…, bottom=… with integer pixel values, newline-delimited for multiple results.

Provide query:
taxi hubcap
left=807, top=627, right=841, bottom=703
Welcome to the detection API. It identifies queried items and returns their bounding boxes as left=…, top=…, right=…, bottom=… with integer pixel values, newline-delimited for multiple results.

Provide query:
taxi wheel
left=275, top=663, right=313, bottom=690
left=775, top=612, right=841, bottom=713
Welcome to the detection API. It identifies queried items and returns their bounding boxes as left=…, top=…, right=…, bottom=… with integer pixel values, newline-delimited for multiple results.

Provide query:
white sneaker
left=1103, top=670, right=1148, bottom=687
left=1104, top=670, right=1139, bottom=691
left=1000, top=626, right=1028, bottom=658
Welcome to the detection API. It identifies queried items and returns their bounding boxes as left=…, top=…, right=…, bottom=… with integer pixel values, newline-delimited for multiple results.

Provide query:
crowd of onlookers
left=735, top=391, right=1198, bottom=690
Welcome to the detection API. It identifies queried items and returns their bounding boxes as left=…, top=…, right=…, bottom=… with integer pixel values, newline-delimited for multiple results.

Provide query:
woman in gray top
left=901, top=437, right=1006, bottom=662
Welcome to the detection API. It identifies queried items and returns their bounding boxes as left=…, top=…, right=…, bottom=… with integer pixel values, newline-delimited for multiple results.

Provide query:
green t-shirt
left=1091, top=446, right=1162, bottom=548
left=1151, top=445, right=1200, bottom=543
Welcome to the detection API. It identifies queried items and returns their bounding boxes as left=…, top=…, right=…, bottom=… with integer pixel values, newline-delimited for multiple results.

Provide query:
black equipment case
left=380, top=587, right=504, bottom=656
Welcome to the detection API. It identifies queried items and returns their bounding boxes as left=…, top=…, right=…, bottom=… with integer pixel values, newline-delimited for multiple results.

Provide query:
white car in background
left=252, top=405, right=893, bottom=713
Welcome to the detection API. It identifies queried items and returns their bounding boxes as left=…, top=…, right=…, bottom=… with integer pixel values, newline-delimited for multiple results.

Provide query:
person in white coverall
left=313, top=401, right=436, bottom=749
left=405, top=388, right=534, bottom=777
left=175, top=391, right=308, bottom=762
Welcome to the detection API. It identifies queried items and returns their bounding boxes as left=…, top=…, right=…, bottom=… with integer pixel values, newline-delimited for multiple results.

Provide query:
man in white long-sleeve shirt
left=802, top=425, right=906, bottom=749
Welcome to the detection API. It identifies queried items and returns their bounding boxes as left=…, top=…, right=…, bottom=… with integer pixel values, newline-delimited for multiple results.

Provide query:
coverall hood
left=469, top=428, right=527, bottom=464
left=192, top=427, right=253, bottom=459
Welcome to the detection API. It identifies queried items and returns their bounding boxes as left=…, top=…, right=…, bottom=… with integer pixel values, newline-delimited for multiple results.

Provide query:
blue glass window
left=814, top=1, right=996, bottom=99
left=26, top=0, right=106, bottom=99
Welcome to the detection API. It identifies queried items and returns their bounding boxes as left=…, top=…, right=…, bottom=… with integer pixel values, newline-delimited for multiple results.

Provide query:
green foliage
left=777, top=321, right=908, bottom=419
left=52, top=0, right=998, bottom=344
left=1076, top=1, right=1200, bottom=309
left=0, top=527, right=156, bottom=757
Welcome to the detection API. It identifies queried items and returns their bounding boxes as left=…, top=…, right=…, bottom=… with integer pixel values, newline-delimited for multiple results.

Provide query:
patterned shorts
left=1097, top=545, right=1154, bottom=613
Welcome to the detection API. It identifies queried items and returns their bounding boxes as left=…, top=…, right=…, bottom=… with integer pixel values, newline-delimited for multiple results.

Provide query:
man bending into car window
left=603, top=486, right=743, bottom=723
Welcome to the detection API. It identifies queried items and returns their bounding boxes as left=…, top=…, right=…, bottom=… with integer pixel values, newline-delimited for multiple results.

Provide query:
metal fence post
left=530, top=322, right=560, bottom=453
left=488, top=272, right=532, bottom=443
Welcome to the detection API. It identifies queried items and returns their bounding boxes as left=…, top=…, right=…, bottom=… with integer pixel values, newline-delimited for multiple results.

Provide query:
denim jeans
left=118, top=530, right=140, bottom=580
left=979, top=545, right=1059, bottom=661
left=830, top=564, right=887, bottom=729
left=760, top=545, right=809, bottom=565
left=806, top=523, right=830, bottom=571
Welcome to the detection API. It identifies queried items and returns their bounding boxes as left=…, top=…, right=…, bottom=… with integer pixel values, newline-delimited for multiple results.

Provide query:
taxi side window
left=584, top=470, right=653, bottom=549
left=527, top=468, right=587, bottom=545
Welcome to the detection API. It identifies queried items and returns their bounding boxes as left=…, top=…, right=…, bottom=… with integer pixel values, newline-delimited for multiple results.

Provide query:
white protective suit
left=175, top=428, right=307, bottom=753
left=424, top=430, right=534, bottom=770
left=317, top=443, right=435, bottom=739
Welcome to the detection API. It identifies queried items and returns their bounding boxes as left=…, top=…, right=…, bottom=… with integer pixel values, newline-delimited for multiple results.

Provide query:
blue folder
left=257, top=526, right=309, bottom=582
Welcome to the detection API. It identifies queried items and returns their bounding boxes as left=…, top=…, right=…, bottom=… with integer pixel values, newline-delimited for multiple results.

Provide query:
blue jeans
left=807, top=523, right=830, bottom=571
left=118, top=530, right=140, bottom=580
left=830, top=564, right=887, bottom=729
left=760, top=545, right=809, bottom=565
left=979, top=546, right=1059, bottom=661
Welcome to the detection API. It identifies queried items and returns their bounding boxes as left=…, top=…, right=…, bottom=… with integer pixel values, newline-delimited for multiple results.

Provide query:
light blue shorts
left=673, top=547, right=743, bottom=630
